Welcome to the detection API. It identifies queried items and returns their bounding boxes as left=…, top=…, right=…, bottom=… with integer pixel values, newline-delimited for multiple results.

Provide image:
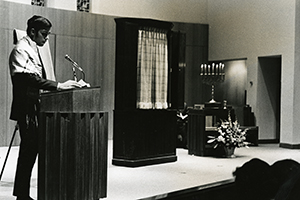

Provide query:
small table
left=187, top=107, right=258, bottom=156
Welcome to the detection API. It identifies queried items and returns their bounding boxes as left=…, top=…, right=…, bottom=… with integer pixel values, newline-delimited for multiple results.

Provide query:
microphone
left=65, top=54, right=85, bottom=81
left=65, top=54, right=83, bottom=71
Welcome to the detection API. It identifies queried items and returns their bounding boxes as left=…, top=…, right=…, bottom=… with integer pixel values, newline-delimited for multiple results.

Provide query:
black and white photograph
left=0, top=0, right=299, bottom=200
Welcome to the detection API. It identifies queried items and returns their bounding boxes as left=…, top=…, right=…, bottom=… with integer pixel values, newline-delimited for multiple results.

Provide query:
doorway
left=257, top=56, right=281, bottom=141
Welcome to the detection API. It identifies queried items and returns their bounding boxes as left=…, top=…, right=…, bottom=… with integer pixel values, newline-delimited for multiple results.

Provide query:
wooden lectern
left=38, top=87, right=108, bottom=200
left=187, top=107, right=235, bottom=156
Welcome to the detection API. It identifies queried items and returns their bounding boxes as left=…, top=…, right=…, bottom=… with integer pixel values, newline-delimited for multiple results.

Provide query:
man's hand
left=57, top=80, right=82, bottom=90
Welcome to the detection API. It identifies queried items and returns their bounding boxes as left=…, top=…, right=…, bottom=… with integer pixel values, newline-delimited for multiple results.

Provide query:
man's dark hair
left=26, top=15, right=52, bottom=35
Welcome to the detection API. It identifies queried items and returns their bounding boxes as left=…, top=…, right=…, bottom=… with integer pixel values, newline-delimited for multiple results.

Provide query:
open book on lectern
left=78, top=79, right=91, bottom=88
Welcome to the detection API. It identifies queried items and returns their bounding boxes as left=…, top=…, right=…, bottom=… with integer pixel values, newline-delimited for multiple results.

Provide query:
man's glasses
left=39, top=30, right=51, bottom=38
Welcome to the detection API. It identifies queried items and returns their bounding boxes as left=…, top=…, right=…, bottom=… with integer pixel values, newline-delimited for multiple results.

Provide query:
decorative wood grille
left=77, top=0, right=90, bottom=12
left=31, top=0, right=45, bottom=6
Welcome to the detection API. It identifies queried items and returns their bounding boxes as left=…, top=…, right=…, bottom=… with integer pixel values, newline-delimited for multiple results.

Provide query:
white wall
left=5, top=0, right=76, bottom=10
left=292, top=0, right=300, bottom=145
left=92, top=0, right=208, bottom=23
left=4, top=0, right=30, bottom=4
left=46, top=0, right=76, bottom=11
left=207, top=0, right=296, bottom=142
left=3, top=0, right=208, bottom=23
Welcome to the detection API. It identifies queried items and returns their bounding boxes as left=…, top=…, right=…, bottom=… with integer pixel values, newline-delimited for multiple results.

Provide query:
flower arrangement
left=207, top=113, right=250, bottom=149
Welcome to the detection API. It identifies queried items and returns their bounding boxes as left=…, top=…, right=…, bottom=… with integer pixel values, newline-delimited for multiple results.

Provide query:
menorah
left=200, top=63, right=225, bottom=103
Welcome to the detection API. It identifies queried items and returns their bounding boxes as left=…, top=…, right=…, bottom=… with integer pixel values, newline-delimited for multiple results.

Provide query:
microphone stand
left=71, top=63, right=85, bottom=81
left=72, top=66, right=77, bottom=81
left=80, top=69, right=85, bottom=81
left=65, top=55, right=85, bottom=81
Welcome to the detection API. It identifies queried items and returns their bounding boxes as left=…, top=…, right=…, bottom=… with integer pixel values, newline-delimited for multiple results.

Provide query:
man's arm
left=12, top=73, right=81, bottom=91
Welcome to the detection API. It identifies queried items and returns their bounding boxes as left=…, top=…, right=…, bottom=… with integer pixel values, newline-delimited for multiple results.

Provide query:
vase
left=223, top=146, right=235, bottom=158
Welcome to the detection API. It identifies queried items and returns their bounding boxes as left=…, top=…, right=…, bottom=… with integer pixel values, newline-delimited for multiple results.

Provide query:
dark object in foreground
left=233, top=158, right=300, bottom=200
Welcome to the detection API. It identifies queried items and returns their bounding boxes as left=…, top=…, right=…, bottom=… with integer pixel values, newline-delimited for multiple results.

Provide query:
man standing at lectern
left=9, top=15, right=81, bottom=200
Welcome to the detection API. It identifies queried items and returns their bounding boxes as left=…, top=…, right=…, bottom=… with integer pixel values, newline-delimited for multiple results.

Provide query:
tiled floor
left=1, top=141, right=300, bottom=200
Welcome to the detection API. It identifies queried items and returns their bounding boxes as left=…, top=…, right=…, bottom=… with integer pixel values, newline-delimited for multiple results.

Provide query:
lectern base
left=112, top=155, right=177, bottom=167
left=39, top=112, right=108, bottom=200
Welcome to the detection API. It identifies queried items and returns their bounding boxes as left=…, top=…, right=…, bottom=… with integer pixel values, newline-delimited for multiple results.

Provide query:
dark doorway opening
left=257, top=56, right=281, bottom=141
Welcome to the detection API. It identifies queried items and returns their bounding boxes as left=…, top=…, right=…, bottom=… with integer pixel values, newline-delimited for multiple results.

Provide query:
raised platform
left=2, top=143, right=300, bottom=200
left=112, top=155, right=177, bottom=168
left=140, top=179, right=236, bottom=200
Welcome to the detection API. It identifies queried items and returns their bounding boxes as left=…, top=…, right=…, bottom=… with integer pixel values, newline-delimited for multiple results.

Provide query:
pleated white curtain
left=136, top=28, right=168, bottom=109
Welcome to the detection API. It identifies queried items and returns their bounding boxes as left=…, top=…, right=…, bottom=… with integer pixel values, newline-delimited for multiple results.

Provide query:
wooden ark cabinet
left=113, top=18, right=178, bottom=167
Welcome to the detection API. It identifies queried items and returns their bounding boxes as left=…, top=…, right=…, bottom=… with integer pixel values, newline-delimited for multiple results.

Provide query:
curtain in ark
left=136, top=28, right=168, bottom=109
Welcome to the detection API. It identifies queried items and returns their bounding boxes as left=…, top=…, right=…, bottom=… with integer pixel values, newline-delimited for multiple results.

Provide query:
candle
left=222, top=64, right=225, bottom=80
left=200, top=64, right=203, bottom=75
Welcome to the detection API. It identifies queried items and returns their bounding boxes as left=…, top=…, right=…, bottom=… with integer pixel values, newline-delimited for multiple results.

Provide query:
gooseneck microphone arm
left=65, top=54, right=85, bottom=81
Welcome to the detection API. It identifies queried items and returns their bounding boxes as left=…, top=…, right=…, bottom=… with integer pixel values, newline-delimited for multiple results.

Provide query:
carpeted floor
left=1, top=141, right=300, bottom=200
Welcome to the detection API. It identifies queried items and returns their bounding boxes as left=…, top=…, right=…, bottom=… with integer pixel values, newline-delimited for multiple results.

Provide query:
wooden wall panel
left=7, top=29, right=21, bottom=146
left=102, top=39, right=115, bottom=136
left=185, top=45, right=203, bottom=105
left=50, top=14, right=116, bottom=139
left=77, top=12, right=102, bottom=38
left=55, top=35, right=80, bottom=81
left=77, top=38, right=103, bottom=86
left=44, top=7, right=105, bottom=39
left=102, top=15, right=117, bottom=40
left=0, top=1, right=9, bottom=29
left=173, top=22, right=209, bottom=107
left=0, top=28, right=9, bottom=146
left=50, top=9, right=79, bottom=37
left=0, top=27, right=21, bottom=146
left=7, top=2, right=36, bottom=30
left=0, top=1, right=116, bottom=145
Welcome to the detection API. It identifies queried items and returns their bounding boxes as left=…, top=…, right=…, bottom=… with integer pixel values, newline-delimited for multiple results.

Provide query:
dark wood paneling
left=187, top=108, right=236, bottom=157
left=113, top=18, right=178, bottom=167
left=185, top=45, right=208, bottom=105
left=40, top=87, right=101, bottom=112
left=39, top=88, right=107, bottom=199
left=215, top=60, right=247, bottom=106
left=39, top=112, right=108, bottom=199
left=169, top=31, right=186, bottom=109
left=173, top=22, right=209, bottom=107
left=114, top=18, right=139, bottom=110
left=113, top=110, right=177, bottom=167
